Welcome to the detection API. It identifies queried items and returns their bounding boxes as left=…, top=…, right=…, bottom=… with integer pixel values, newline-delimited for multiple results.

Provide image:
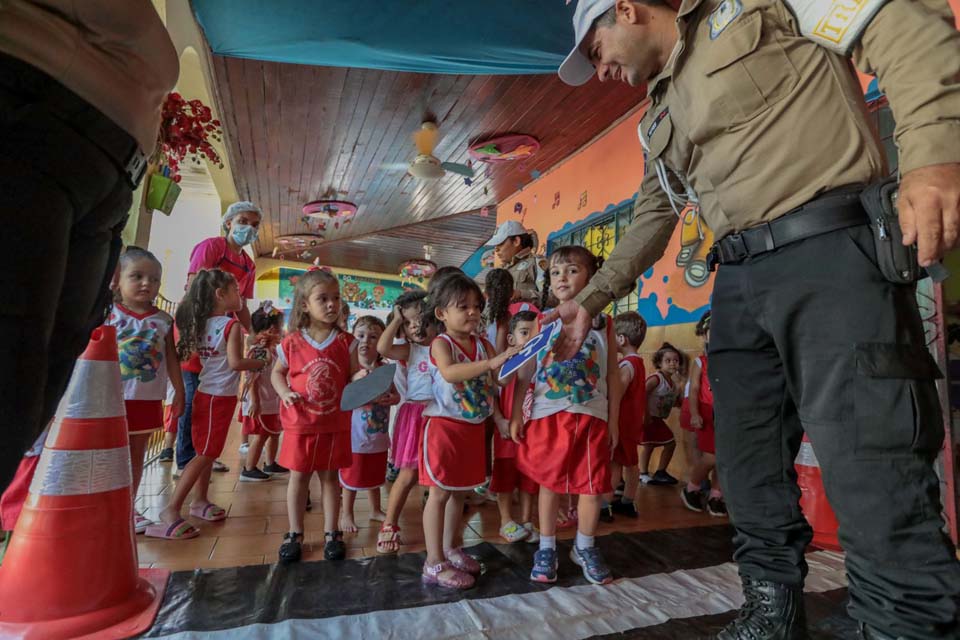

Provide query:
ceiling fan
left=382, top=121, right=474, bottom=180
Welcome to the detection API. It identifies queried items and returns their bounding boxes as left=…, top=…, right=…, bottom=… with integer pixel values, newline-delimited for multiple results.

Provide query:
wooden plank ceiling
left=210, top=56, right=644, bottom=272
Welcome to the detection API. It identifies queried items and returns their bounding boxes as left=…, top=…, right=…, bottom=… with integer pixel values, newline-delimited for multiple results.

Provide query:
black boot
left=716, top=577, right=807, bottom=639
left=859, top=624, right=905, bottom=640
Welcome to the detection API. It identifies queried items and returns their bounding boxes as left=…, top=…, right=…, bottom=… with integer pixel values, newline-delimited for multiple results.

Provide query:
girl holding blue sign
left=510, top=246, right=622, bottom=586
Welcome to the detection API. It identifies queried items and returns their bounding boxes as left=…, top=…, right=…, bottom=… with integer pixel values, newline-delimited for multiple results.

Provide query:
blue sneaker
left=530, top=548, right=558, bottom=583
left=570, top=545, right=613, bottom=585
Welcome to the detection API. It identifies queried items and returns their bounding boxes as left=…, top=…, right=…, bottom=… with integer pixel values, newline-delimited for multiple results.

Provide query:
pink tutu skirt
left=391, top=401, right=427, bottom=469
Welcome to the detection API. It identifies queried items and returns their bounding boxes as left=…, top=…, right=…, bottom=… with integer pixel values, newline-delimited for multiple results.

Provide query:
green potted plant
left=147, top=92, right=224, bottom=214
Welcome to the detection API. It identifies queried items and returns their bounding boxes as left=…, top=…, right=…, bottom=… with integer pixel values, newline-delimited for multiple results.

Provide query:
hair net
left=222, top=201, right=262, bottom=231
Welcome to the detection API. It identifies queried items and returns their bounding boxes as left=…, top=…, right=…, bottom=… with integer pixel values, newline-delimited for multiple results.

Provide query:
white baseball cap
left=486, top=220, right=529, bottom=246
left=558, top=0, right=616, bottom=86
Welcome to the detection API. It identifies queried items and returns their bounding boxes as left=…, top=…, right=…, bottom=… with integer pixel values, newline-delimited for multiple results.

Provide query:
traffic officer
left=485, top=220, right=542, bottom=304
left=548, top=1, right=960, bottom=638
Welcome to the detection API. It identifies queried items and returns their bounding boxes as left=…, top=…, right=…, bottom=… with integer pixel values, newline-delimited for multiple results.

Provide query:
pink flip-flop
left=189, top=503, right=227, bottom=522
left=144, top=517, right=200, bottom=540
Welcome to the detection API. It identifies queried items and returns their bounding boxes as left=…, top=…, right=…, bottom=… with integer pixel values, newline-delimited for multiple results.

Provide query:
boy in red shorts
left=492, top=310, right=540, bottom=543
left=606, top=311, right=647, bottom=519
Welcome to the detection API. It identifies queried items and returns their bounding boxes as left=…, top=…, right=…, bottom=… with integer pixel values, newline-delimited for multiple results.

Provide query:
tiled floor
left=136, top=426, right=721, bottom=571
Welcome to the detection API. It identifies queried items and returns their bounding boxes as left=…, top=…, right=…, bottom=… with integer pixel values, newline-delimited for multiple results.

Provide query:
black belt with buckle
left=707, top=187, right=868, bottom=271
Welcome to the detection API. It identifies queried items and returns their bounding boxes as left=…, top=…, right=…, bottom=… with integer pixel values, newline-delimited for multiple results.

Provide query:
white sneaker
left=522, top=522, right=540, bottom=544
left=640, top=473, right=652, bottom=485
left=238, top=442, right=250, bottom=457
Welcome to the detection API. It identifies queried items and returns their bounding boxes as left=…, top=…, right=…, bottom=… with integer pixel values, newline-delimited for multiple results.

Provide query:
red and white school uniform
left=419, top=335, right=496, bottom=490
left=613, top=354, right=647, bottom=467
left=391, top=343, right=432, bottom=470
left=276, top=329, right=354, bottom=474
left=340, top=363, right=392, bottom=490
left=517, top=320, right=613, bottom=496
left=490, top=378, right=537, bottom=495
left=679, top=355, right=715, bottom=454
left=240, top=345, right=282, bottom=437
left=192, top=315, right=241, bottom=457
left=105, top=304, right=173, bottom=434
left=0, top=428, right=47, bottom=531
left=641, top=371, right=679, bottom=446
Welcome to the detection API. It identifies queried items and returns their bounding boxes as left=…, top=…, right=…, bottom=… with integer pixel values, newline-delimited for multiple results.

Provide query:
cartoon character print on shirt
left=110, top=312, right=164, bottom=383
left=360, top=403, right=390, bottom=436
left=537, top=332, right=601, bottom=405
left=450, top=349, right=494, bottom=420
left=302, top=355, right=345, bottom=417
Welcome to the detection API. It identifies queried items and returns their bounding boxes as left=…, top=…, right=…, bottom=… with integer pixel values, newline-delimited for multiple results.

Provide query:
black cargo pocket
left=854, top=343, right=943, bottom=455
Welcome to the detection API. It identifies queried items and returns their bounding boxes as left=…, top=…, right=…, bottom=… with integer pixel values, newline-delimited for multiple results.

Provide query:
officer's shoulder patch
left=709, top=0, right=743, bottom=39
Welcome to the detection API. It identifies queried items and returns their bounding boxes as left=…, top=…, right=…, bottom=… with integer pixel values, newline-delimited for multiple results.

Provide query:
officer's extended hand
left=898, top=163, right=960, bottom=267
left=543, top=300, right=592, bottom=361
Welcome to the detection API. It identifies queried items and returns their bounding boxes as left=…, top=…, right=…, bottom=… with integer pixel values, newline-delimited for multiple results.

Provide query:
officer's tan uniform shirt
left=505, top=248, right=541, bottom=303
left=577, top=0, right=960, bottom=315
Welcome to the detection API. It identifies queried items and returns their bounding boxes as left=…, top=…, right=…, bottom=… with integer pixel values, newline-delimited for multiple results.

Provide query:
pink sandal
left=189, top=502, right=227, bottom=522
left=445, top=547, right=481, bottom=575
left=422, top=561, right=475, bottom=590
left=376, top=524, right=401, bottom=554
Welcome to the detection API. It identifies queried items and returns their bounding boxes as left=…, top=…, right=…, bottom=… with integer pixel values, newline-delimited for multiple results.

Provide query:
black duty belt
left=0, top=53, right=147, bottom=189
left=707, top=186, right=868, bottom=270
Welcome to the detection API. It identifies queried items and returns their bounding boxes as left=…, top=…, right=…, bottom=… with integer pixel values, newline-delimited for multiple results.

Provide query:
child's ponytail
left=483, top=268, right=514, bottom=329
left=175, top=269, right=236, bottom=361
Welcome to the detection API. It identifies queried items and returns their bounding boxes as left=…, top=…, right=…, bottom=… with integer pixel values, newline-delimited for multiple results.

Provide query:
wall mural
left=277, top=267, right=408, bottom=328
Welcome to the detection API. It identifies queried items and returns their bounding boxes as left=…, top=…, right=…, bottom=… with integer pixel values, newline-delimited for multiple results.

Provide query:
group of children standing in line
left=0, top=241, right=725, bottom=588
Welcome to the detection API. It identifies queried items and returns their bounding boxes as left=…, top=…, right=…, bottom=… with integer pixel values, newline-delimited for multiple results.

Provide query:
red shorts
left=163, top=404, right=177, bottom=434
left=490, top=457, right=538, bottom=495
left=613, top=419, right=643, bottom=466
left=125, top=400, right=163, bottom=434
left=278, top=430, right=351, bottom=474
left=697, top=416, right=716, bottom=455
left=339, top=451, right=388, bottom=491
left=1, top=455, right=39, bottom=531
left=241, top=413, right=281, bottom=437
left=191, top=392, right=237, bottom=458
left=516, top=412, right=612, bottom=496
left=679, top=398, right=696, bottom=432
left=419, top=416, right=486, bottom=490
left=640, top=416, right=675, bottom=446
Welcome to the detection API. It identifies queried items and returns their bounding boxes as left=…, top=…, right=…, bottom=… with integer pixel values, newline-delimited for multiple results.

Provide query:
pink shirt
left=188, top=237, right=256, bottom=300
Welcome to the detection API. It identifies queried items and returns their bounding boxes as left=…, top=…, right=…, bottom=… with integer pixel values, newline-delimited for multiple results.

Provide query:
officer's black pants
left=0, top=54, right=131, bottom=493
left=711, top=224, right=960, bottom=638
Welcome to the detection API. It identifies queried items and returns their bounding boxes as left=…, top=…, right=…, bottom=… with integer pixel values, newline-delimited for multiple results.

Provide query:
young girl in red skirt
left=106, top=247, right=185, bottom=534
left=340, top=316, right=400, bottom=532
left=150, top=270, right=267, bottom=540
left=420, top=273, right=517, bottom=589
left=272, top=268, right=360, bottom=563
left=640, top=343, right=684, bottom=486
left=375, top=290, right=437, bottom=553
left=511, top=246, right=622, bottom=586
left=679, top=312, right=727, bottom=516
left=238, top=302, right=286, bottom=481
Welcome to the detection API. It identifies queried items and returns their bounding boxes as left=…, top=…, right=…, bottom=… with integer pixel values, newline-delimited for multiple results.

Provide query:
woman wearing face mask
left=176, top=202, right=262, bottom=474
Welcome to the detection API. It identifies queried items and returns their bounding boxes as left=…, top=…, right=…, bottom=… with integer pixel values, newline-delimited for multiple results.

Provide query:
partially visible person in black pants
left=0, top=1, right=178, bottom=493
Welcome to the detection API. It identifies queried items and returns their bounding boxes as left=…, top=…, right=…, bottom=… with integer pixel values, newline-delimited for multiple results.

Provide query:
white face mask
left=231, top=223, right=259, bottom=246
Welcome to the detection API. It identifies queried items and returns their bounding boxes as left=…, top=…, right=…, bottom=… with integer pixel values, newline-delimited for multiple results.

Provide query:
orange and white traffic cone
left=796, top=434, right=842, bottom=552
left=0, top=325, right=169, bottom=639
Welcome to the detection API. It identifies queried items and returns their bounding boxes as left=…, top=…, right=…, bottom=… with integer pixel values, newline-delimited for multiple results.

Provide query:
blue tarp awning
left=192, top=1, right=579, bottom=75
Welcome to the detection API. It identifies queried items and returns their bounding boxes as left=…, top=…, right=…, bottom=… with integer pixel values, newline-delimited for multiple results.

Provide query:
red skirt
left=339, top=451, right=388, bottom=491
left=242, top=413, right=282, bottom=437
left=125, top=399, right=163, bottom=435
left=278, top=430, right=351, bottom=474
left=640, top=416, right=675, bottom=446
left=191, top=392, right=237, bottom=458
left=697, top=412, right=716, bottom=455
left=419, top=416, right=486, bottom=490
left=516, top=411, right=611, bottom=496
left=490, top=457, right=538, bottom=495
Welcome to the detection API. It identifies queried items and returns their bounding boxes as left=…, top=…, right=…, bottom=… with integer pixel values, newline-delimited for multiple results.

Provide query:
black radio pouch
left=859, top=178, right=923, bottom=284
